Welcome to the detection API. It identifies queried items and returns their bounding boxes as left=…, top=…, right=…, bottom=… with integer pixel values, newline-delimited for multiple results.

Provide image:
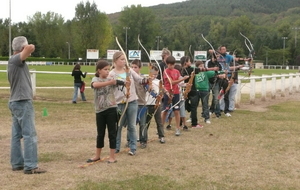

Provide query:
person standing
left=71, top=63, right=87, bottom=104
left=87, top=60, right=124, bottom=164
left=109, top=51, right=147, bottom=156
left=8, top=36, right=46, bottom=174
left=130, top=59, right=148, bottom=149
left=161, top=56, right=189, bottom=136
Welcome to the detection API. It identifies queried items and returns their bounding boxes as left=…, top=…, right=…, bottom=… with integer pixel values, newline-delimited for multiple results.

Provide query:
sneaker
left=72, top=101, right=76, bottom=104
left=159, top=137, right=165, bottom=143
left=175, top=129, right=181, bottom=136
left=140, top=143, right=147, bottom=149
left=24, top=167, right=46, bottom=174
left=128, top=150, right=136, bottom=156
left=225, top=113, right=232, bottom=117
left=115, top=149, right=120, bottom=153
left=183, top=125, right=188, bottom=131
left=186, top=118, right=191, bottom=123
left=166, top=125, right=172, bottom=130
left=205, top=119, right=211, bottom=124
left=209, top=112, right=212, bottom=116
left=192, top=124, right=203, bottom=128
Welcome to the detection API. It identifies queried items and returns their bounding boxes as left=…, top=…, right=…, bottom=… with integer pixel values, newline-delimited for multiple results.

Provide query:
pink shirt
left=163, top=68, right=180, bottom=94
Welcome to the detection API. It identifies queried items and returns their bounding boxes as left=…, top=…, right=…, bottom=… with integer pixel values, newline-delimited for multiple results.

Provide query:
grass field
left=0, top=65, right=300, bottom=189
left=0, top=65, right=299, bottom=87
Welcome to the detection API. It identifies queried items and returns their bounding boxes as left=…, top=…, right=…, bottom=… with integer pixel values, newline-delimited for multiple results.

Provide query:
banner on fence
left=106, top=50, right=119, bottom=60
left=128, top=50, right=141, bottom=60
left=172, top=51, right=185, bottom=61
left=194, top=51, right=207, bottom=61
left=86, top=49, right=99, bottom=60
left=150, top=50, right=162, bottom=61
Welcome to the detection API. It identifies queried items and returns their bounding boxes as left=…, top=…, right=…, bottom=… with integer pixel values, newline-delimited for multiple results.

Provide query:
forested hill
left=150, top=0, right=300, bottom=17
left=107, top=0, right=300, bottom=65
left=109, top=0, right=300, bottom=24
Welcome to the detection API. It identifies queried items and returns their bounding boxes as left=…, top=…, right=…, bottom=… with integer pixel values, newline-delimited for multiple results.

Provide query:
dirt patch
left=237, top=92, right=300, bottom=112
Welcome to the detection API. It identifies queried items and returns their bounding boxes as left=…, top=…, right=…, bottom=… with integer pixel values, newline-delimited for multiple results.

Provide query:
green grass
left=1, top=85, right=300, bottom=189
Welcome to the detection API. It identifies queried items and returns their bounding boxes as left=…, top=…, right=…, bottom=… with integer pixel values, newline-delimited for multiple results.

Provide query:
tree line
left=0, top=0, right=300, bottom=65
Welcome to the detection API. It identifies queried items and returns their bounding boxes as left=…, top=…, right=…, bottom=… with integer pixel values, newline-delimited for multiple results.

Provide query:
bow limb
left=115, top=37, right=131, bottom=127
left=138, top=34, right=153, bottom=92
left=201, top=34, right=219, bottom=59
left=239, top=32, right=255, bottom=77
left=225, top=49, right=237, bottom=94
left=183, top=45, right=196, bottom=99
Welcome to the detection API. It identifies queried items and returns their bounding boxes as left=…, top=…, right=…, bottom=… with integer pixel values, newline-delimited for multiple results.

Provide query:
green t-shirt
left=194, top=71, right=215, bottom=91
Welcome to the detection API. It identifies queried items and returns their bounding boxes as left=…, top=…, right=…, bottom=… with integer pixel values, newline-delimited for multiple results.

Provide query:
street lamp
left=282, top=37, right=288, bottom=65
left=292, top=27, right=300, bottom=48
left=66, top=42, right=70, bottom=59
left=123, top=27, right=130, bottom=56
left=156, top=36, right=161, bottom=50
left=9, top=0, right=11, bottom=58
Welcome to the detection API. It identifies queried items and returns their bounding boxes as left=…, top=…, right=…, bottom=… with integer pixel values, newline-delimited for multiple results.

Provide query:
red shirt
left=163, top=68, right=180, bottom=94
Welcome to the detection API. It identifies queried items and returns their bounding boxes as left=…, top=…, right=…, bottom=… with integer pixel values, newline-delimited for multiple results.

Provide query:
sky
left=0, top=0, right=185, bottom=23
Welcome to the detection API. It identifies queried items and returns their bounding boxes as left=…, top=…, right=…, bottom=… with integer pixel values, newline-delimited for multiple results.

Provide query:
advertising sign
left=86, top=49, right=99, bottom=59
left=194, top=51, right=207, bottom=61
left=106, top=50, right=119, bottom=60
left=172, top=51, right=185, bottom=61
left=150, top=50, right=162, bottom=61
left=128, top=50, right=141, bottom=60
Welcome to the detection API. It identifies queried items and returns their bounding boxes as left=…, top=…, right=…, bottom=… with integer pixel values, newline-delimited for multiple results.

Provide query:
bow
left=115, top=36, right=130, bottom=127
left=183, top=45, right=195, bottom=99
left=225, top=49, right=237, bottom=94
left=201, top=34, right=225, bottom=99
left=137, top=34, right=153, bottom=92
left=240, top=32, right=255, bottom=77
left=138, top=35, right=165, bottom=130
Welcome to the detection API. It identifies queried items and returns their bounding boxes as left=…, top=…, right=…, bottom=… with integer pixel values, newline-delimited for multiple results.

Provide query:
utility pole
left=123, top=27, right=130, bottom=56
left=156, top=36, right=161, bottom=50
left=292, top=27, right=300, bottom=48
left=66, top=42, right=70, bottom=59
left=282, top=37, right=288, bottom=65
left=9, top=0, right=11, bottom=58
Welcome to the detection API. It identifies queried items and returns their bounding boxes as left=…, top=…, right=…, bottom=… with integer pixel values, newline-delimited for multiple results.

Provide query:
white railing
left=235, top=73, right=300, bottom=106
left=1, top=70, right=300, bottom=106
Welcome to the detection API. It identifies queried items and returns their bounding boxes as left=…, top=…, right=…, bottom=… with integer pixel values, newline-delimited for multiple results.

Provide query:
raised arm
left=20, top=44, right=35, bottom=61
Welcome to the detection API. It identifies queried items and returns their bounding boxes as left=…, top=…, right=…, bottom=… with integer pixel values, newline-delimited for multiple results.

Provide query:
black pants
left=96, top=107, right=117, bottom=149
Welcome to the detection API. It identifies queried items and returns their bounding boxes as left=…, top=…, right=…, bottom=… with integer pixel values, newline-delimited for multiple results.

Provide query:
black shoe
left=159, top=137, right=165, bottom=143
left=140, top=143, right=147, bottom=149
left=72, top=101, right=76, bottom=104
left=12, top=166, right=24, bottom=171
left=86, top=158, right=100, bottom=163
left=183, top=125, right=188, bottom=131
left=24, top=167, right=46, bottom=174
left=166, top=125, right=172, bottom=130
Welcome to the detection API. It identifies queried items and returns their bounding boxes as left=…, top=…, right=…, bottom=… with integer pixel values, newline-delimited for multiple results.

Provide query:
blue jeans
left=8, top=100, right=38, bottom=170
left=228, top=83, right=237, bottom=111
left=72, top=83, right=86, bottom=102
left=116, top=100, right=138, bottom=152
left=198, top=91, right=210, bottom=121
left=209, top=82, right=221, bottom=116
left=138, top=105, right=148, bottom=143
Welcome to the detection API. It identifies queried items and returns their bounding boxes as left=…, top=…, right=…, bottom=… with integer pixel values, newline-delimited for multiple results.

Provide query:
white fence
left=236, top=73, right=300, bottom=106
left=1, top=70, right=300, bottom=106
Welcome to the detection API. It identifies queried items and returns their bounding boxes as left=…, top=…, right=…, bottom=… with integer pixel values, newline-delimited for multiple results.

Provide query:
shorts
left=163, top=94, right=180, bottom=111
